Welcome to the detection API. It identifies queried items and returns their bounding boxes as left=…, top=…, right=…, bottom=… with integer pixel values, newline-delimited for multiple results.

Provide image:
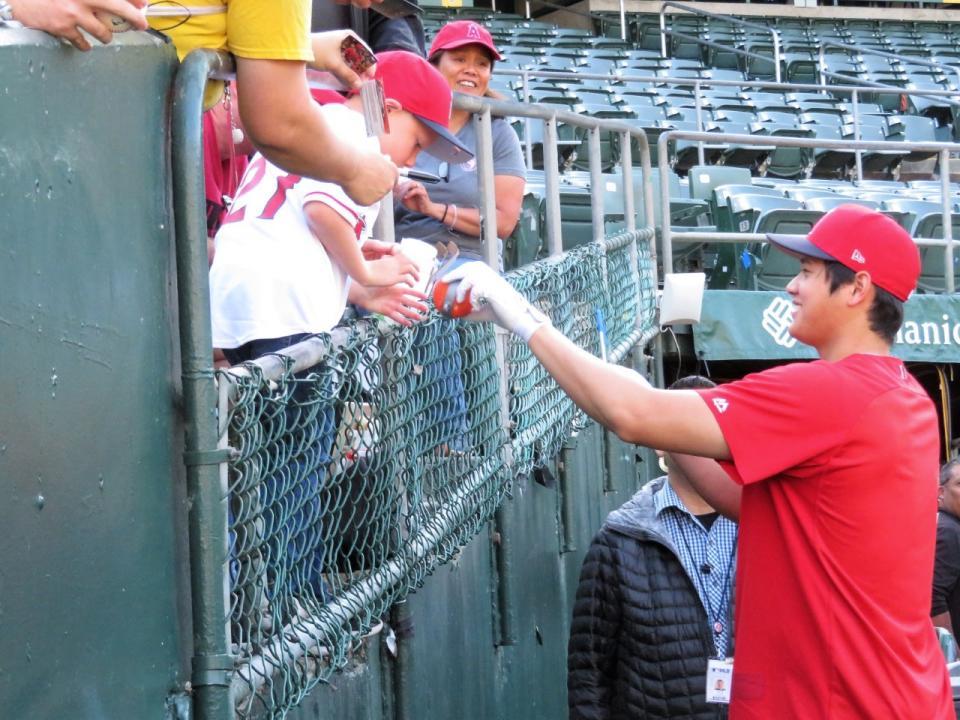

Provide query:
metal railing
left=522, top=0, right=628, bottom=40
left=817, top=39, right=960, bottom=96
left=658, top=130, right=960, bottom=291
left=499, top=65, right=960, bottom=182
left=659, top=1, right=782, bottom=83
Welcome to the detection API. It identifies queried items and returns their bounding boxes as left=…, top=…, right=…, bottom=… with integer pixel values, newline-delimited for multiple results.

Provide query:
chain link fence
left=215, top=229, right=656, bottom=718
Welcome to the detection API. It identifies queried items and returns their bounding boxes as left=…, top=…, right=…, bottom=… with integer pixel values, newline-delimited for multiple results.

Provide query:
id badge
left=705, top=658, right=733, bottom=704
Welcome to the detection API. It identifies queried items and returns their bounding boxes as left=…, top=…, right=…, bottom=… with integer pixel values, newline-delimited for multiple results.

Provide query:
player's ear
left=848, top=271, right=873, bottom=307
left=384, top=98, right=402, bottom=113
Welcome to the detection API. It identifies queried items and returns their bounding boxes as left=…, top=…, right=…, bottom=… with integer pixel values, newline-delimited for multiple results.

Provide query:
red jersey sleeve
left=696, top=361, right=853, bottom=485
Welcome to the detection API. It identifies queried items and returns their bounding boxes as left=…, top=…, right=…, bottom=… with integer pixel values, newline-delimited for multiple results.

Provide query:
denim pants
left=225, top=334, right=335, bottom=603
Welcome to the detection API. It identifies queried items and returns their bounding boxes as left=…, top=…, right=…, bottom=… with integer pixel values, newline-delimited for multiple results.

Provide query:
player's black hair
left=668, top=375, right=716, bottom=391
left=824, top=261, right=903, bottom=345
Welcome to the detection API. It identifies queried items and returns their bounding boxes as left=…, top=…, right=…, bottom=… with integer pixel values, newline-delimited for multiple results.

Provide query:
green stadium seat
left=688, top=165, right=753, bottom=204
left=503, top=189, right=543, bottom=271
left=803, top=197, right=881, bottom=213
left=754, top=210, right=826, bottom=290
left=756, top=126, right=815, bottom=179
left=712, top=184, right=785, bottom=231
left=912, top=212, right=960, bottom=293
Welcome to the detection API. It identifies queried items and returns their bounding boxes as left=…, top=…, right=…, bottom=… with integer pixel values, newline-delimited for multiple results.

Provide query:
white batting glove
left=434, top=263, right=551, bottom=343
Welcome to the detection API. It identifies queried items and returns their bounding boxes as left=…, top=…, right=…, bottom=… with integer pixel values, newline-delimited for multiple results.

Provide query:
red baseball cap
left=374, top=51, right=473, bottom=164
left=767, top=204, right=920, bottom=301
left=428, top=20, right=504, bottom=62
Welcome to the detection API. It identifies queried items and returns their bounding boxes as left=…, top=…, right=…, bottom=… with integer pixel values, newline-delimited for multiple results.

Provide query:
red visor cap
left=374, top=50, right=473, bottom=164
left=767, top=204, right=920, bottom=302
left=428, top=20, right=503, bottom=62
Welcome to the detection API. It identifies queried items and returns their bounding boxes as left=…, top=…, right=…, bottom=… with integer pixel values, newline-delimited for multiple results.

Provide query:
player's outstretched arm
left=529, top=324, right=730, bottom=459
left=436, top=263, right=731, bottom=460
left=236, top=57, right=397, bottom=207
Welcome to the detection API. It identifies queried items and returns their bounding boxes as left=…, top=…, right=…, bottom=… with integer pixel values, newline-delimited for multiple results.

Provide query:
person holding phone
left=395, top=21, right=525, bottom=268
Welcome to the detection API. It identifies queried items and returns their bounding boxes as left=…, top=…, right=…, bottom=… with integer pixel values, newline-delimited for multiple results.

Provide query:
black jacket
left=568, top=481, right=729, bottom=720
left=932, top=509, right=960, bottom=632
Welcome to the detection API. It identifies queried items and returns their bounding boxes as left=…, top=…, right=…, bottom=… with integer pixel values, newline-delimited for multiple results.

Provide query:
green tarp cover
left=693, top=290, right=960, bottom=363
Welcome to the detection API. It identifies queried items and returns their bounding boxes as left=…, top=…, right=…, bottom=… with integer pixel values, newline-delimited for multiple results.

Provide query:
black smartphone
left=400, top=169, right=442, bottom=185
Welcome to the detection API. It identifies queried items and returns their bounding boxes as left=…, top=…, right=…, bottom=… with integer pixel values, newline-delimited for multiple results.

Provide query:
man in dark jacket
left=933, top=458, right=960, bottom=634
left=568, top=376, right=738, bottom=720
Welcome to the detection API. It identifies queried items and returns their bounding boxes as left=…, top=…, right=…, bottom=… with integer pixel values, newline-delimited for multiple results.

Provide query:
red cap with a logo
left=767, top=204, right=920, bottom=301
left=428, top=20, right=503, bottom=62
left=373, top=51, right=473, bottom=164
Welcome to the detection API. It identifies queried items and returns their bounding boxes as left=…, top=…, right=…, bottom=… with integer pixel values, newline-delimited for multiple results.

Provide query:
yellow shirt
left=149, top=0, right=313, bottom=61
left=149, top=0, right=314, bottom=106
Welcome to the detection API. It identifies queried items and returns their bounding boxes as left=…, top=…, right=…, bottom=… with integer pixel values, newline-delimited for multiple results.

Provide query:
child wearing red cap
left=437, top=205, right=953, bottom=719
left=209, top=51, right=472, bottom=362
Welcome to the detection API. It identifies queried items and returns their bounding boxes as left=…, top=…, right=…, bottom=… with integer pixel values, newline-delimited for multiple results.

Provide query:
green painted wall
left=0, top=30, right=185, bottom=719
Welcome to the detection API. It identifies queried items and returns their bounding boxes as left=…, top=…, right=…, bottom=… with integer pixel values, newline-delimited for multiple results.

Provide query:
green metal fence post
left=472, top=105, right=520, bottom=647
left=172, top=49, right=236, bottom=720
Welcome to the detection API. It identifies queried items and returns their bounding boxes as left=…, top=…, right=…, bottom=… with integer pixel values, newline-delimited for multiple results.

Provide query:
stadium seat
left=754, top=210, right=826, bottom=290
left=803, top=196, right=881, bottom=212
left=688, top=165, right=754, bottom=205
left=912, top=212, right=960, bottom=292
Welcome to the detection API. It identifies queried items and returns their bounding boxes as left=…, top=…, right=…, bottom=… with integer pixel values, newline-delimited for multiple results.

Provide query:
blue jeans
left=225, top=334, right=335, bottom=605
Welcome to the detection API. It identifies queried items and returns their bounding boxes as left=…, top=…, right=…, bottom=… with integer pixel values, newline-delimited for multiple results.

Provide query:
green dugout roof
left=693, top=291, right=960, bottom=363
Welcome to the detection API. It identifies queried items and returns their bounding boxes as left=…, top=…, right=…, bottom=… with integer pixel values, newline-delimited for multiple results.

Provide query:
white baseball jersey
left=209, top=103, right=380, bottom=349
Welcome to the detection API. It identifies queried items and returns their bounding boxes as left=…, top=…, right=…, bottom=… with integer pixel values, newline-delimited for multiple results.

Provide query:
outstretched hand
left=434, top=263, right=551, bottom=342
left=359, top=285, right=428, bottom=327
left=12, top=0, right=148, bottom=51
left=365, top=251, right=419, bottom=288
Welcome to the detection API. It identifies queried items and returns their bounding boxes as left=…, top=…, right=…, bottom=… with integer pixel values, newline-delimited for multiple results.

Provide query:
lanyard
left=674, top=514, right=736, bottom=658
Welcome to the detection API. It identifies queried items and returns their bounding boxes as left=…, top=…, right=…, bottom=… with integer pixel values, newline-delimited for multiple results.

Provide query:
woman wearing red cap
left=395, top=20, right=526, bottom=268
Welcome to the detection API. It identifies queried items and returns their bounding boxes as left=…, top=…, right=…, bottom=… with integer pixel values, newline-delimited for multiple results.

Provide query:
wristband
left=440, top=204, right=449, bottom=224
left=448, top=204, right=459, bottom=229
left=514, top=305, right=551, bottom=343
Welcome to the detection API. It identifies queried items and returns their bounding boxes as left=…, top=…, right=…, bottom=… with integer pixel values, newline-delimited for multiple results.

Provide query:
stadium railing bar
left=172, top=51, right=659, bottom=720
left=497, top=67, right=960, bottom=182
left=659, top=1, right=783, bottom=83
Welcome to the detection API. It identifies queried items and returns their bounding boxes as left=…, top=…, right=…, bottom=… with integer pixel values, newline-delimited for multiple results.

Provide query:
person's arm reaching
left=435, top=262, right=730, bottom=459
left=235, top=57, right=397, bottom=207
left=8, top=0, right=147, bottom=50
left=305, top=202, right=419, bottom=288
left=348, top=283, right=428, bottom=327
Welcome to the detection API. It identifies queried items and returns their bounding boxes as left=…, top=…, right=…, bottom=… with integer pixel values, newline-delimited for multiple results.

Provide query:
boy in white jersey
left=210, top=50, right=473, bottom=364
left=209, top=51, right=473, bottom=612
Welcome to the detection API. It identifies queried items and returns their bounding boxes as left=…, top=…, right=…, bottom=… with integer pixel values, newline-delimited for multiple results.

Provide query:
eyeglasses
left=438, top=162, right=450, bottom=182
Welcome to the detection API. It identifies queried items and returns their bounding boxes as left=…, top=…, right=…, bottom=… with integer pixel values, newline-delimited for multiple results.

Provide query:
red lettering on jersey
left=259, top=173, right=303, bottom=220
left=221, top=155, right=267, bottom=226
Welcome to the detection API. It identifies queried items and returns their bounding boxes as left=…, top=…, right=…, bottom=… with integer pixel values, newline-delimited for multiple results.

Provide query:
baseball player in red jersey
left=436, top=204, right=954, bottom=719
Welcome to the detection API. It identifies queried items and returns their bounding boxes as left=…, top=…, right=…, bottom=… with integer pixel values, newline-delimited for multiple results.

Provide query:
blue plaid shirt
left=652, top=479, right=738, bottom=658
